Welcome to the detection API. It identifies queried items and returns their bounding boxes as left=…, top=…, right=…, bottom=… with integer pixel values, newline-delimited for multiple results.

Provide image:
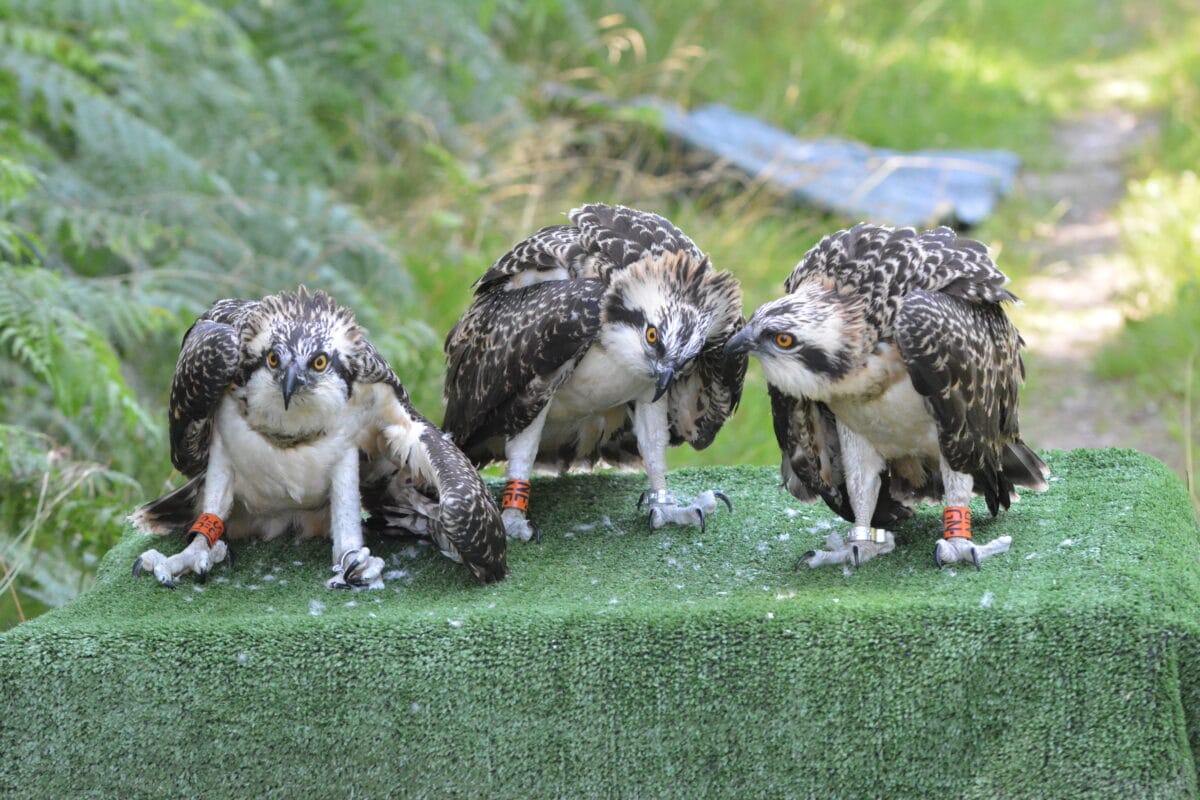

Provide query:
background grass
left=3, top=449, right=1200, bottom=797
left=2, top=0, right=1200, bottom=628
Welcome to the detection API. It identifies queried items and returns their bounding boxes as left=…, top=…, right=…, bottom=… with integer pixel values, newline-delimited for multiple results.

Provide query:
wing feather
left=355, top=345, right=508, bottom=582
left=473, top=224, right=589, bottom=293
left=167, top=300, right=259, bottom=476
left=786, top=224, right=1016, bottom=336
left=668, top=331, right=746, bottom=449
left=895, top=289, right=1045, bottom=515
left=570, top=203, right=704, bottom=271
left=443, top=279, right=604, bottom=460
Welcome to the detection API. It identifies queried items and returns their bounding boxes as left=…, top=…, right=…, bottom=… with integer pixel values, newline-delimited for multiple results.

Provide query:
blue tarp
left=547, top=86, right=1020, bottom=227
left=655, top=102, right=1019, bottom=227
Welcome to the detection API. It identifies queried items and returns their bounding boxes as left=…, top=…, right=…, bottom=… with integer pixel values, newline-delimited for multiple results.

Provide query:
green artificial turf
left=2, top=448, right=1199, bottom=798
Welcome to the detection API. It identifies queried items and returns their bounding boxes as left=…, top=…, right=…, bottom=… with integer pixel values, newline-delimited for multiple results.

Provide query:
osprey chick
left=444, top=204, right=746, bottom=540
left=726, top=224, right=1048, bottom=569
left=132, top=288, right=507, bottom=589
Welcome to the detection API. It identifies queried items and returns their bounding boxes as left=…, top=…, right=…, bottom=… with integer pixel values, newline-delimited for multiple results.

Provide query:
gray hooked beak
left=281, top=361, right=304, bottom=409
left=652, top=362, right=676, bottom=402
left=724, top=326, right=756, bottom=358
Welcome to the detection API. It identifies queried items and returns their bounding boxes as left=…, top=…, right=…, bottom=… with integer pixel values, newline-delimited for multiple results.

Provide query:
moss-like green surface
left=2, top=449, right=1199, bottom=798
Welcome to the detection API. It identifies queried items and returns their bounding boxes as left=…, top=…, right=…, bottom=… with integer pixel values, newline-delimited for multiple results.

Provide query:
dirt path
left=1010, top=110, right=1183, bottom=473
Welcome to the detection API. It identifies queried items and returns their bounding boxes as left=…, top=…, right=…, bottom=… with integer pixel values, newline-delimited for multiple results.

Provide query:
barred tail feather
left=129, top=476, right=203, bottom=534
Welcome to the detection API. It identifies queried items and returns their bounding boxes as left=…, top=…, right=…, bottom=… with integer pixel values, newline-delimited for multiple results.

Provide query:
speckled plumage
left=443, top=204, right=746, bottom=471
left=732, top=224, right=1047, bottom=532
left=136, top=287, right=506, bottom=583
left=444, top=204, right=745, bottom=539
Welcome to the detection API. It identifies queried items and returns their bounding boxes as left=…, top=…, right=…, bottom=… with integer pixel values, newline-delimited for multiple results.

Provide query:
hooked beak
left=281, top=362, right=303, bottom=410
left=652, top=363, right=675, bottom=402
left=724, top=326, right=756, bottom=358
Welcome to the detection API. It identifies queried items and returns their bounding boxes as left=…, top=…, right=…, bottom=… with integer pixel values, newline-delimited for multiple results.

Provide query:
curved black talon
left=341, top=550, right=363, bottom=576
left=158, top=575, right=177, bottom=590
left=851, top=544, right=861, bottom=568
left=531, top=521, right=542, bottom=545
left=971, top=547, right=981, bottom=571
left=713, top=491, right=733, bottom=513
left=934, top=547, right=944, bottom=570
left=132, top=556, right=144, bottom=578
left=636, top=491, right=648, bottom=511
left=696, top=508, right=707, bottom=535
left=797, top=550, right=816, bottom=571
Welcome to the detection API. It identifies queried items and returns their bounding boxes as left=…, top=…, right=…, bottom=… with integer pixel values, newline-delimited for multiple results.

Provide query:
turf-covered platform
left=2, top=449, right=1199, bottom=798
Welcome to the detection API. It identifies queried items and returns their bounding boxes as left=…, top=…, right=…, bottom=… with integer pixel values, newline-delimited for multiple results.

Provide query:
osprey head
left=241, top=288, right=363, bottom=412
left=601, top=250, right=742, bottom=401
left=725, top=283, right=864, bottom=400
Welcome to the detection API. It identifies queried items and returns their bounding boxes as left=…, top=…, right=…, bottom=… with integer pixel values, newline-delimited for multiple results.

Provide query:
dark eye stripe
left=797, top=343, right=849, bottom=379
left=605, top=298, right=646, bottom=328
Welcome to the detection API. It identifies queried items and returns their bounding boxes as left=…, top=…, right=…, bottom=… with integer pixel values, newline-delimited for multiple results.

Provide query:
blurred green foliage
left=2, top=0, right=1198, bottom=627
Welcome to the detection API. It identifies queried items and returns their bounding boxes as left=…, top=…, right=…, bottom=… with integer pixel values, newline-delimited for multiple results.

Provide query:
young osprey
left=443, top=204, right=746, bottom=540
left=131, top=288, right=507, bottom=589
left=725, top=224, right=1048, bottom=569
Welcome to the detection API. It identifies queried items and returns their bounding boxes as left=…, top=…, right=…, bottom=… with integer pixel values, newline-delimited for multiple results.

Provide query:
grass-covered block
left=2, top=449, right=1199, bottom=798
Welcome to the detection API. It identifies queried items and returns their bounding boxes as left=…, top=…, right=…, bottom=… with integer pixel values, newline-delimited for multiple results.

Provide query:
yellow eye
left=311, top=353, right=329, bottom=372
left=774, top=332, right=796, bottom=349
left=266, top=350, right=279, bottom=368
left=645, top=326, right=658, bottom=344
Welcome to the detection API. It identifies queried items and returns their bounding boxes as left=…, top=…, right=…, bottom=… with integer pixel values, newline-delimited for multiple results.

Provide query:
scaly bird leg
left=934, top=457, right=1012, bottom=570
left=500, top=404, right=550, bottom=542
left=326, top=447, right=384, bottom=589
left=134, top=436, right=234, bottom=588
left=800, top=422, right=895, bottom=568
left=633, top=398, right=732, bottom=532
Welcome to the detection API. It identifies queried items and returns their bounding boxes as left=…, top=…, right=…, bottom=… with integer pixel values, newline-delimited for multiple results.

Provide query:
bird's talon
left=531, top=522, right=542, bottom=545
left=713, top=490, right=733, bottom=513
left=851, top=544, right=861, bottom=568
left=132, top=556, right=144, bottom=578
left=636, top=491, right=648, bottom=511
left=697, top=507, right=707, bottom=534
left=971, top=547, right=981, bottom=571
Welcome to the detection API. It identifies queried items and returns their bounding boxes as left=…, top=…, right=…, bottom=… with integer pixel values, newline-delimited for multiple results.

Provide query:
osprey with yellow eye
left=443, top=204, right=747, bottom=541
left=130, top=287, right=507, bottom=589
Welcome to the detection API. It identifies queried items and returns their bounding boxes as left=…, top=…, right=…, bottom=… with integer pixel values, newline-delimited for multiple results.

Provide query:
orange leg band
left=501, top=479, right=531, bottom=513
left=188, top=513, right=226, bottom=547
left=943, top=506, right=972, bottom=540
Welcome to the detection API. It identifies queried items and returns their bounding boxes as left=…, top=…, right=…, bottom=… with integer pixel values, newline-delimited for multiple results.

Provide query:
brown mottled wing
left=356, top=342, right=507, bottom=582
left=769, top=387, right=915, bottom=527
left=895, top=289, right=1032, bottom=516
left=443, top=279, right=605, bottom=461
left=769, top=386, right=836, bottom=504
left=786, top=224, right=1015, bottom=336
left=473, top=224, right=589, bottom=293
left=667, top=325, right=747, bottom=449
left=571, top=203, right=705, bottom=272
left=167, top=299, right=259, bottom=476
